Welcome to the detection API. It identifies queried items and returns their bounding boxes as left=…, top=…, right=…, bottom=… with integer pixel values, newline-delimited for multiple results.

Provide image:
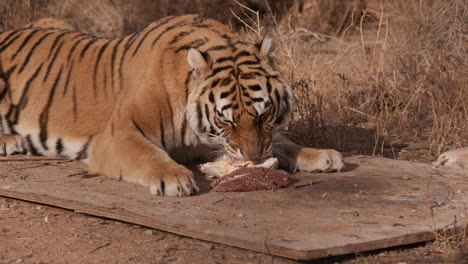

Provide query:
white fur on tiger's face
left=0, top=15, right=344, bottom=196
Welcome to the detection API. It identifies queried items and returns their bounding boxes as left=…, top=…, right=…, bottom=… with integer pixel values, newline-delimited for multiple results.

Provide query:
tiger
left=0, top=15, right=344, bottom=196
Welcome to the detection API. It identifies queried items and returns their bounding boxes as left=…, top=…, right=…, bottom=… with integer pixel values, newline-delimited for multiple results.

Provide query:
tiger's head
left=186, top=35, right=293, bottom=162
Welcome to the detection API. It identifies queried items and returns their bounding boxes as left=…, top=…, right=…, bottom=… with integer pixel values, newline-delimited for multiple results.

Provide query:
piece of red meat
left=211, top=167, right=290, bottom=192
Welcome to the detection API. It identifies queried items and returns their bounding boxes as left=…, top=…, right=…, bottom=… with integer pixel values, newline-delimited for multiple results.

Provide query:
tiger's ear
left=257, top=34, right=275, bottom=57
left=187, top=48, right=209, bottom=71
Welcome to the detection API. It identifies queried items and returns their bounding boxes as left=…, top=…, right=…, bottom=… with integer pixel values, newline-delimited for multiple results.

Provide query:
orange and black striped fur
left=0, top=15, right=344, bottom=196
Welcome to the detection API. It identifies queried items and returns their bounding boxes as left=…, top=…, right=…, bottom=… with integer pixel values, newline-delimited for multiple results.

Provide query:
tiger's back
left=0, top=15, right=231, bottom=159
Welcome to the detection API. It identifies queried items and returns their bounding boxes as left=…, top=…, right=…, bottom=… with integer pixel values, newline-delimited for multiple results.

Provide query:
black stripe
left=39, top=66, right=63, bottom=150
left=161, top=181, right=165, bottom=196
left=274, top=89, right=281, bottom=105
left=4, top=65, right=17, bottom=79
left=209, top=92, right=215, bottom=103
left=132, top=16, right=176, bottom=56
left=193, top=16, right=206, bottom=24
left=248, top=66, right=268, bottom=74
left=43, top=41, right=65, bottom=83
left=93, top=41, right=111, bottom=96
left=175, top=38, right=208, bottom=53
left=132, top=118, right=147, bottom=139
left=234, top=51, right=251, bottom=61
left=213, top=111, right=223, bottom=130
left=282, top=92, right=291, bottom=115
left=0, top=80, right=9, bottom=101
left=196, top=103, right=203, bottom=131
left=102, top=66, right=108, bottom=97
left=24, top=134, right=40, bottom=156
left=169, top=29, right=195, bottom=44
left=180, top=115, right=187, bottom=146
left=159, top=113, right=166, bottom=149
left=0, top=115, right=4, bottom=133
left=236, top=60, right=259, bottom=67
left=216, top=56, right=234, bottom=63
left=110, top=120, right=115, bottom=137
left=66, top=35, right=88, bottom=62
left=184, top=70, right=192, bottom=101
left=220, top=84, right=236, bottom=99
left=0, top=28, right=32, bottom=52
left=11, top=29, right=41, bottom=60
left=206, top=65, right=233, bottom=79
left=0, top=30, right=22, bottom=48
left=248, top=85, right=262, bottom=91
left=266, top=79, right=272, bottom=93
left=76, top=136, right=92, bottom=160
left=62, top=61, right=74, bottom=95
left=231, top=40, right=247, bottom=47
left=220, top=77, right=232, bottom=86
left=204, top=104, right=210, bottom=122
left=0, top=34, right=22, bottom=52
left=5, top=106, right=18, bottom=132
left=211, top=78, right=222, bottom=87
left=56, top=138, right=63, bottom=155
left=221, top=104, right=232, bottom=111
left=239, top=73, right=257, bottom=80
left=124, top=32, right=141, bottom=51
left=79, top=38, right=97, bottom=59
left=10, top=64, right=43, bottom=125
left=165, top=96, right=175, bottom=143
left=110, top=38, right=125, bottom=93
left=47, top=32, right=68, bottom=59
left=151, top=21, right=187, bottom=47
left=205, top=45, right=227, bottom=52
left=72, top=85, right=78, bottom=122
left=252, top=97, right=264, bottom=102
left=18, top=32, right=54, bottom=74
left=118, top=36, right=133, bottom=89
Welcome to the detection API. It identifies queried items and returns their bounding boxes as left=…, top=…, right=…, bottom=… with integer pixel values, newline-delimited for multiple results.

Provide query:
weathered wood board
left=0, top=155, right=466, bottom=260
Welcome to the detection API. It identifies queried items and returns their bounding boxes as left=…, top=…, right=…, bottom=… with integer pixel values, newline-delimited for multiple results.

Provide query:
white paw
left=432, top=147, right=468, bottom=169
left=296, top=148, right=344, bottom=173
left=0, top=135, right=26, bottom=156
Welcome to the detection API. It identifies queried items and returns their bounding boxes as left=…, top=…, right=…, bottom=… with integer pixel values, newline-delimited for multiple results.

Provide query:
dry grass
left=0, top=0, right=465, bottom=153
left=266, top=0, right=467, bottom=157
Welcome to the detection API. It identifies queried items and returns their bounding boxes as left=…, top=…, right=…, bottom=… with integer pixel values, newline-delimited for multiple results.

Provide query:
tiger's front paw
left=141, top=164, right=200, bottom=197
left=296, top=148, right=344, bottom=172
left=0, top=135, right=26, bottom=156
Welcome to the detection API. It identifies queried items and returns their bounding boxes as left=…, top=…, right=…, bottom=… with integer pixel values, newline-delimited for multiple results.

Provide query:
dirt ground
left=1, top=150, right=467, bottom=264
left=0, top=196, right=462, bottom=264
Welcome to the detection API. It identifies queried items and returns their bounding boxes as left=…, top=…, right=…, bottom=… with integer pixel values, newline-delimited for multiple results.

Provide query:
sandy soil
left=0, top=196, right=460, bottom=264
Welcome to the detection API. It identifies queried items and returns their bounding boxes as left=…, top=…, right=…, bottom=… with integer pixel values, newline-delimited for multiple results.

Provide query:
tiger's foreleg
left=273, top=134, right=345, bottom=172
left=89, top=127, right=199, bottom=197
left=0, top=80, right=26, bottom=156
left=0, top=135, right=26, bottom=156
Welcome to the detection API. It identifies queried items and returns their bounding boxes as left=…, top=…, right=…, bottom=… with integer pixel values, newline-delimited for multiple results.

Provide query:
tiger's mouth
left=217, top=154, right=270, bottom=166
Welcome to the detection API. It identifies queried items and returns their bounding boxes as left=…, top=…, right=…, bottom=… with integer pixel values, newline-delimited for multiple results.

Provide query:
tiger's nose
left=245, top=152, right=264, bottom=163
left=248, top=153, right=257, bottom=160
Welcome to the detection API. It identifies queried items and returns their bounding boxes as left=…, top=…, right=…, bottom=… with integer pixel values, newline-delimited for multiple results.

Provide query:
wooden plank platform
left=0, top=155, right=466, bottom=260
